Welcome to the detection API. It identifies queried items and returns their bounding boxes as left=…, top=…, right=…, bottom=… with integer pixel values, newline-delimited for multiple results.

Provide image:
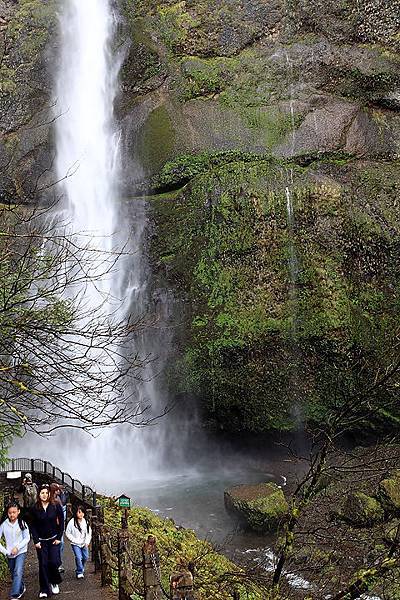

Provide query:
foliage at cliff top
left=150, top=156, right=400, bottom=433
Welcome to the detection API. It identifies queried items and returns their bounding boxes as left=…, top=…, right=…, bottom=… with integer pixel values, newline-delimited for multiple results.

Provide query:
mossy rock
left=383, top=518, right=400, bottom=545
left=224, top=482, right=288, bottom=532
left=340, top=491, right=385, bottom=526
left=136, top=104, right=177, bottom=175
left=378, top=470, right=400, bottom=514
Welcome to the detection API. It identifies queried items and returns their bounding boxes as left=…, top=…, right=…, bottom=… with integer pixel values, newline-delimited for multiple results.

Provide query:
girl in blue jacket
left=0, top=501, right=30, bottom=600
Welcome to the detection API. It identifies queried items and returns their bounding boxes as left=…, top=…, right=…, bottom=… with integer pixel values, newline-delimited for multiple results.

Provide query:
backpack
left=23, top=482, right=38, bottom=508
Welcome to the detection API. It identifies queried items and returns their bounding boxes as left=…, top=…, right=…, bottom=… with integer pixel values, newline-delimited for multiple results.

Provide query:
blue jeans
left=72, top=545, right=89, bottom=575
left=8, top=552, right=26, bottom=599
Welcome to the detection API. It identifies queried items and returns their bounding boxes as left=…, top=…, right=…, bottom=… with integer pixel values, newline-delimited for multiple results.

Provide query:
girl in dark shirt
left=30, top=484, right=64, bottom=598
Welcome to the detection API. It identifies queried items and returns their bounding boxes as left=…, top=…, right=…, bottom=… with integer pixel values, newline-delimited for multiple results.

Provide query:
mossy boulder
left=383, top=518, right=400, bottom=545
left=378, top=470, right=400, bottom=514
left=340, top=491, right=385, bottom=526
left=224, top=482, right=288, bottom=532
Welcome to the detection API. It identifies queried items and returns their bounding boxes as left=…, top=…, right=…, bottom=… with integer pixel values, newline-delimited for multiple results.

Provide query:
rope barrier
left=91, top=517, right=198, bottom=600
left=150, top=552, right=171, bottom=600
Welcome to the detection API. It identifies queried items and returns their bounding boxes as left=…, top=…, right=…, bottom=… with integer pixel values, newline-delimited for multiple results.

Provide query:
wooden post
left=121, top=510, right=128, bottom=530
left=91, top=515, right=98, bottom=565
left=142, top=536, right=161, bottom=600
left=99, top=526, right=113, bottom=587
left=118, top=529, right=130, bottom=600
left=96, top=504, right=105, bottom=524
left=170, top=568, right=194, bottom=600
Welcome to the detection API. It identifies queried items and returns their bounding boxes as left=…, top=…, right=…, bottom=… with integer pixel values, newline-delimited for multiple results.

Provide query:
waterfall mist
left=12, top=0, right=195, bottom=488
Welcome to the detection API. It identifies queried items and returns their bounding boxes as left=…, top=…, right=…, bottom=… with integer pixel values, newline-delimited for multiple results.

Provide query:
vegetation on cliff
left=149, top=155, right=400, bottom=433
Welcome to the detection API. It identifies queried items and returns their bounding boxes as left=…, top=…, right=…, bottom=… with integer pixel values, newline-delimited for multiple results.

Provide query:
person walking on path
left=30, top=484, right=64, bottom=598
left=0, top=500, right=30, bottom=599
left=18, top=473, right=38, bottom=525
left=65, top=505, right=91, bottom=579
left=50, top=483, right=68, bottom=573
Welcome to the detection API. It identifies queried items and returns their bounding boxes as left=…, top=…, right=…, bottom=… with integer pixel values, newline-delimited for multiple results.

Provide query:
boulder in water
left=224, top=482, right=288, bottom=533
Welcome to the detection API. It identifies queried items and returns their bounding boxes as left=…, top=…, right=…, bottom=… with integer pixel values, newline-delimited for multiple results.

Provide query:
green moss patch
left=225, top=482, right=289, bottom=533
left=149, top=158, right=400, bottom=433
left=136, top=105, right=177, bottom=174
left=341, top=492, right=385, bottom=526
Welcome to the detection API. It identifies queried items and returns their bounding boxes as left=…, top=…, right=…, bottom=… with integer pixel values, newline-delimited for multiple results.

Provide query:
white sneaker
left=77, top=573, right=84, bottom=579
left=39, top=594, right=47, bottom=599
left=50, top=584, right=60, bottom=594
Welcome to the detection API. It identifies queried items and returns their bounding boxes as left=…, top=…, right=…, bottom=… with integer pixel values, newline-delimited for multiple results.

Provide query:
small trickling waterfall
left=284, top=51, right=303, bottom=428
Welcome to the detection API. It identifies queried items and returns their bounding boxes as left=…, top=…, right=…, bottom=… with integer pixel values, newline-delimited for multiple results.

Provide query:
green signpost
left=117, top=494, right=131, bottom=509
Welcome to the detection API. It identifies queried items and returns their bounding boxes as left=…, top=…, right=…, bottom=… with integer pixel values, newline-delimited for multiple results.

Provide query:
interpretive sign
left=117, top=494, right=131, bottom=509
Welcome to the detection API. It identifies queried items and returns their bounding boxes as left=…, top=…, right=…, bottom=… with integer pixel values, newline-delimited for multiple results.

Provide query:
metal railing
left=0, top=457, right=96, bottom=508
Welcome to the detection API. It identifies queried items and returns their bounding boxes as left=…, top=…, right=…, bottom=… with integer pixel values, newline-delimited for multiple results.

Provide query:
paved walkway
left=1, top=542, right=117, bottom=600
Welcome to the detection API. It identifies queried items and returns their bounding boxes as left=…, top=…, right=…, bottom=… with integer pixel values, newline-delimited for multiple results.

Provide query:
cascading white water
left=12, top=0, right=184, bottom=485
left=55, top=0, right=120, bottom=311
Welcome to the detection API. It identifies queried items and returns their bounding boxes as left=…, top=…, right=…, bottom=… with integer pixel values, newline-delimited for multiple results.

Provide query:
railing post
left=61, top=472, right=65, bottom=484
left=170, top=563, right=195, bottom=600
left=96, top=505, right=104, bottom=524
left=31, top=458, right=35, bottom=473
left=52, top=466, right=55, bottom=478
left=11, top=459, right=15, bottom=470
left=82, top=485, right=85, bottom=501
left=118, top=528, right=130, bottom=600
left=99, top=526, right=113, bottom=587
left=72, top=479, right=75, bottom=494
left=93, top=491, right=97, bottom=509
left=91, top=515, right=98, bottom=565
left=142, top=536, right=161, bottom=600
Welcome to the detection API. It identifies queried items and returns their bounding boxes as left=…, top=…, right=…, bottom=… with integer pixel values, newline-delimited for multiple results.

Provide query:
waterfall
left=284, top=51, right=303, bottom=428
left=55, top=0, right=121, bottom=312
left=12, top=0, right=183, bottom=486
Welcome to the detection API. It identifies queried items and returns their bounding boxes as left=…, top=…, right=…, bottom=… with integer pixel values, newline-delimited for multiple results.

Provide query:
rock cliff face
left=120, top=0, right=400, bottom=180
left=0, top=0, right=56, bottom=201
left=119, top=0, right=400, bottom=432
left=2, top=0, right=400, bottom=433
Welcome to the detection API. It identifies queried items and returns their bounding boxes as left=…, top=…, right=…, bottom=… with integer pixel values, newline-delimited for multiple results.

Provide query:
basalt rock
left=340, top=491, right=385, bottom=527
left=378, top=470, right=400, bottom=515
left=224, top=482, right=288, bottom=532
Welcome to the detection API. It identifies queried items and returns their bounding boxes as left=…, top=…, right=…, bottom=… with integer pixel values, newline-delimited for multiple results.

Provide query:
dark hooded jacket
left=30, top=503, right=64, bottom=544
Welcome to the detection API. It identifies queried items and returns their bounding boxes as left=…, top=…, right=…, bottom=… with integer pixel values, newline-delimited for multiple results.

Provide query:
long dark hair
left=0, top=501, right=27, bottom=530
left=36, top=484, right=53, bottom=509
left=73, top=504, right=90, bottom=534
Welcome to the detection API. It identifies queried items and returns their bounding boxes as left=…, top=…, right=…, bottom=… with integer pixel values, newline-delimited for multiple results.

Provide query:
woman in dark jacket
left=30, top=483, right=64, bottom=598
